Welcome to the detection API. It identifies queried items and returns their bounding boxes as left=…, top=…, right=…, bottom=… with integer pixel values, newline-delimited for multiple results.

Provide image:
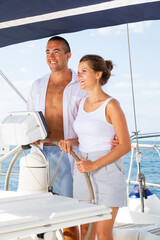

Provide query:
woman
left=59, top=54, right=131, bottom=240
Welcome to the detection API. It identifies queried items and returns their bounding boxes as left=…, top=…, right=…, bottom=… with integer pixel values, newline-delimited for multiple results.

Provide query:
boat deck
left=114, top=222, right=160, bottom=240
left=0, top=191, right=160, bottom=240
left=0, top=191, right=111, bottom=240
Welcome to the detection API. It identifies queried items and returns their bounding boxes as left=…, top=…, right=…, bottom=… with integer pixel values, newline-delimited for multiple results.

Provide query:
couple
left=27, top=36, right=131, bottom=240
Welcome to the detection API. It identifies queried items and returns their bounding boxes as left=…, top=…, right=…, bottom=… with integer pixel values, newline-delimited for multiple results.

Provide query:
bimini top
left=0, top=0, right=160, bottom=47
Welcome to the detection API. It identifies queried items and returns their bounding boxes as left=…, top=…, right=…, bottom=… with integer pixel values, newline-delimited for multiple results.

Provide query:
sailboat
left=0, top=1, right=160, bottom=239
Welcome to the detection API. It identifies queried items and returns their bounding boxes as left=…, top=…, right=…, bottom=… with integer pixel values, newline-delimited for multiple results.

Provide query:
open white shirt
left=27, top=69, right=87, bottom=172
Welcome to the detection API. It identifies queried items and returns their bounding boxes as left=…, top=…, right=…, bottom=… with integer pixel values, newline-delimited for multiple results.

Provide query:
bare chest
left=45, top=82, right=66, bottom=108
left=44, top=85, right=64, bottom=140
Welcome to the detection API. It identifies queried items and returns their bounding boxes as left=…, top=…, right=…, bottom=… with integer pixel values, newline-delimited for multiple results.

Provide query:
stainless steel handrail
left=127, top=133, right=160, bottom=211
left=130, top=132, right=160, bottom=141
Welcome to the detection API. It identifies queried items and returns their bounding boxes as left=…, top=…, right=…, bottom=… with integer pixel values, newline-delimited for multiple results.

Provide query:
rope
left=40, top=138, right=95, bottom=239
left=84, top=223, right=94, bottom=240
left=40, top=138, right=95, bottom=204
left=50, top=151, right=64, bottom=187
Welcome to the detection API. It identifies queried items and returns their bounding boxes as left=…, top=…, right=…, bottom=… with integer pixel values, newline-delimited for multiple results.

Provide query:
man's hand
left=34, top=141, right=40, bottom=145
left=59, top=140, right=72, bottom=154
left=110, top=133, right=119, bottom=150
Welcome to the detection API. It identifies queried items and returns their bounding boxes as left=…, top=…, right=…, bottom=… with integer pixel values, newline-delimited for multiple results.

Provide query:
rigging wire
left=126, top=24, right=139, bottom=152
left=126, top=23, right=146, bottom=212
left=0, top=69, right=27, bottom=104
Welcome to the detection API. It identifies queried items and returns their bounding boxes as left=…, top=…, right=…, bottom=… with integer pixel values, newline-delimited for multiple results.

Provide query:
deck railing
left=0, top=132, right=160, bottom=195
left=126, top=132, right=160, bottom=205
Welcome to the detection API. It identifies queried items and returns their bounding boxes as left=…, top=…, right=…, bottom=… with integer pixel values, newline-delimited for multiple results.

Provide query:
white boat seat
left=113, top=222, right=160, bottom=240
left=139, top=227, right=160, bottom=240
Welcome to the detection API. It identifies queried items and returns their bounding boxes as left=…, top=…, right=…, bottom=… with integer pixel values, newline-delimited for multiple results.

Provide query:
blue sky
left=0, top=20, right=160, bottom=136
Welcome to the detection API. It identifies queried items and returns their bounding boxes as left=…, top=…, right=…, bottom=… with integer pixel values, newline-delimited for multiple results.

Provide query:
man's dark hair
left=48, top=36, right=71, bottom=53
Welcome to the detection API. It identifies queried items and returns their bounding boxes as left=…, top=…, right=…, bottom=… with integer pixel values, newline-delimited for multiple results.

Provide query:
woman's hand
left=76, top=157, right=96, bottom=173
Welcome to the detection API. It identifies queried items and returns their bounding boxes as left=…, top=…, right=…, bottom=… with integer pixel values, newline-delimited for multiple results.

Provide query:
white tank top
left=73, top=97, right=116, bottom=153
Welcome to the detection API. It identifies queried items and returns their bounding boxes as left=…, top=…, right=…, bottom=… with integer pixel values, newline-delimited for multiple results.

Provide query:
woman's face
left=77, top=61, right=98, bottom=90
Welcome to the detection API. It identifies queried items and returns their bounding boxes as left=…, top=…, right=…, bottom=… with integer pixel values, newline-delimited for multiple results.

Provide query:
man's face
left=46, top=40, right=71, bottom=72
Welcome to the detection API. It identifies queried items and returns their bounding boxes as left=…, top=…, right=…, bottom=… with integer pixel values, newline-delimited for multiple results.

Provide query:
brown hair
left=48, top=36, right=71, bottom=53
left=79, top=54, right=113, bottom=86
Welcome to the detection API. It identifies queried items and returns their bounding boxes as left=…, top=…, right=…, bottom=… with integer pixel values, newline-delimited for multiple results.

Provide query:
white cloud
left=114, top=25, right=126, bottom=35
left=90, top=32, right=96, bottom=37
left=133, top=80, right=160, bottom=89
left=129, top=22, right=144, bottom=33
left=10, top=79, right=34, bottom=101
left=28, top=43, right=36, bottom=48
left=119, top=73, right=142, bottom=82
left=18, top=49, right=27, bottom=53
left=147, top=81, right=160, bottom=88
left=142, top=89, right=160, bottom=96
left=97, top=27, right=113, bottom=35
left=14, top=79, right=33, bottom=87
left=20, top=67, right=27, bottom=73
left=115, top=29, right=122, bottom=36
left=14, top=79, right=33, bottom=90
left=90, top=21, right=153, bottom=36
left=114, top=81, right=131, bottom=88
left=128, top=21, right=152, bottom=33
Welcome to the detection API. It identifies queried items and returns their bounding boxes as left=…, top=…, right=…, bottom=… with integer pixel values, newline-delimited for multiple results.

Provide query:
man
left=27, top=36, right=87, bottom=240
